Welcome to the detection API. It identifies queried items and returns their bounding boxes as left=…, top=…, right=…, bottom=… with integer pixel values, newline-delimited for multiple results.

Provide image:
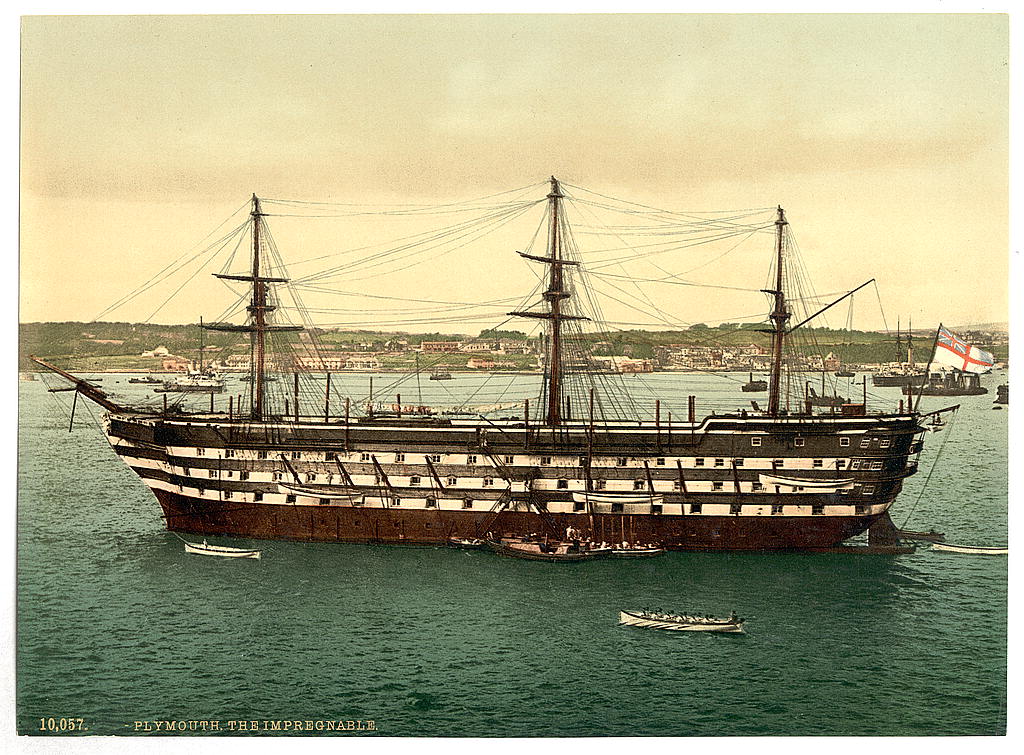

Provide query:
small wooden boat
left=618, top=609, right=744, bottom=633
left=611, top=544, right=666, bottom=557
left=932, top=542, right=1007, bottom=555
left=488, top=538, right=609, bottom=562
left=184, top=539, right=262, bottom=559
left=806, top=386, right=847, bottom=407
left=895, top=528, right=945, bottom=543
left=570, top=492, right=664, bottom=506
left=447, top=537, right=486, bottom=549
left=128, top=376, right=162, bottom=384
left=277, top=483, right=364, bottom=504
left=758, top=474, right=855, bottom=493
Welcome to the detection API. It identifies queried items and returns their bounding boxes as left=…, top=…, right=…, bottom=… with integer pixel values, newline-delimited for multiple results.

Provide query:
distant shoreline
left=22, top=367, right=919, bottom=376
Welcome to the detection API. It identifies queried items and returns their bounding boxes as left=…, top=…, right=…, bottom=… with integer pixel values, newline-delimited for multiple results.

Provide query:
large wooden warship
left=35, top=179, right=951, bottom=550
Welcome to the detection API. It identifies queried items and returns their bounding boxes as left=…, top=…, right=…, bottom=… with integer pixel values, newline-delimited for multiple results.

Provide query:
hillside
left=19, top=321, right=1008, bottom=372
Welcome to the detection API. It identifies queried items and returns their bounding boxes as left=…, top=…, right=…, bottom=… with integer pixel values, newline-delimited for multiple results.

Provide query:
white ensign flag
left=931, top=326, right=994, bottom=374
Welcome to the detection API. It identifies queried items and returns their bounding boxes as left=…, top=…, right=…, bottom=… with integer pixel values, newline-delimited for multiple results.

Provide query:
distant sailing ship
left=34, top=178, right=954, bottom=551
left=153, top=321, right=226, bottom=394
left=154, top=368, right=225, bottom=394
left=872, top=322, right=926, bottom=387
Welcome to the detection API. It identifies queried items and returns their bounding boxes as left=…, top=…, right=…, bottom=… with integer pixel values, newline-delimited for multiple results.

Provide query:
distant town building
left=592, top=356, right=654, bottom=373
left=498, top=341, right=532, bottom=355
left=660, top=343, right=769, bottom=370
left=422, top=341, right=463, bottom=353
left=292, top=355, right=381, bottom=371
left=466, top=357, right=497, bottom=369
left=345, top=357, right=381, bottom=370
left=142, top=346, right=171, bottom=358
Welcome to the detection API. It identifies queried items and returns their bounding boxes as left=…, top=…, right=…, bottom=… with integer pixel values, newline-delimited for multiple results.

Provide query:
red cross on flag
left=932, top=326, right=994, bottom=374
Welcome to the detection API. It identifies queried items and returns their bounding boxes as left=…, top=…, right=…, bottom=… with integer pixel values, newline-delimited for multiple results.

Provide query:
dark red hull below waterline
left=154, top=490, right=882, bottom=551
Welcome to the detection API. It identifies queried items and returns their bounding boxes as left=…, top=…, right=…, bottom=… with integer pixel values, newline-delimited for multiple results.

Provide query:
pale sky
left=19, top=13, right=1010, bottom=333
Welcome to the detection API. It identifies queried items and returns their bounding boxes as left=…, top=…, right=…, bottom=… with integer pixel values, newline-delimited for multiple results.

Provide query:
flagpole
left=912, top=323, right=942, bottom=413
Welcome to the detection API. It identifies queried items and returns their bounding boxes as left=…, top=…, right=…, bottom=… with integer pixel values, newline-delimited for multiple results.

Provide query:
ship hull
left=903, top=387, right=987, bottom=397
left=104, top=409, right=925, bottom=552
left=151, top=489, right=885, bottom=551
left=872, top=374, right=925, bottom=387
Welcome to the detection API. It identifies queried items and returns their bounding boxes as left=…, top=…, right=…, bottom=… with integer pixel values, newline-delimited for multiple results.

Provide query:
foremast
left=509, top=177, right=589, bottom=426
left=206, top=194, right=301, bottom=421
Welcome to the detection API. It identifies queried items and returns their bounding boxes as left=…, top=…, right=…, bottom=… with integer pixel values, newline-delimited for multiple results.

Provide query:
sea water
left=16, top=372, right=1008, bottom=736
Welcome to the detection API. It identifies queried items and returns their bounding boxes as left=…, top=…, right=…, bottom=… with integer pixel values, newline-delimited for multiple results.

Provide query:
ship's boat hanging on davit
left=35, top=178, right=958, bottom=550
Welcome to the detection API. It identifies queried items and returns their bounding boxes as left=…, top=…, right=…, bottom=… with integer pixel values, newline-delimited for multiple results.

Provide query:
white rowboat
left=277, top=483, right=364, bottom=503
left=931, top=542, right=1007, bottom=555
left=571, top=492, right=664, bottom=505
left=611, top=546, right=666, bottom=557
left=758, top=474, right=855, bottom=493
left=447, top=537, right=486, bottom=549
left=184, top=540, right=262, bottom=559
left=618, top=609, right=744, bottom=633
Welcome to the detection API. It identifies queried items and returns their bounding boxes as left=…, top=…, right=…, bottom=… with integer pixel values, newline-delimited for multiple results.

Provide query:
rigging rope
left=899, top=409, right=959, bottom=530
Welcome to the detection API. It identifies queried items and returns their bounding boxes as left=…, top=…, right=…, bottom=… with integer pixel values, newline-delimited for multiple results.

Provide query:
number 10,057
left=38, top=717, right=86, bottom=732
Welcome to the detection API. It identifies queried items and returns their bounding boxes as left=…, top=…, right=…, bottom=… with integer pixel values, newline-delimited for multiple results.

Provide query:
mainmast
left=545, top=178, right=567, bottom=425
left=766, top=206, right=789, bottom=416
left=509, top=176, right=588, bottom=426
left=251, top=195, right=268, bottom=418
